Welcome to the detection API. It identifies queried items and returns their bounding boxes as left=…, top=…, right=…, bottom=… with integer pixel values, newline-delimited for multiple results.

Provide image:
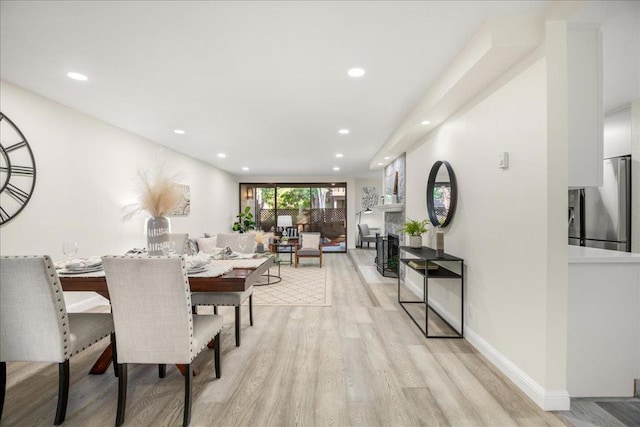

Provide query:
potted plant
left=232, top=206, right=257, bottom=233
left=400, top=218, right=429, bottom=248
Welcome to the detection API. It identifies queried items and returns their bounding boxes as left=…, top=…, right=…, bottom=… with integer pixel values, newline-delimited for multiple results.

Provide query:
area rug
left=253, top=262, right=330, bottom=306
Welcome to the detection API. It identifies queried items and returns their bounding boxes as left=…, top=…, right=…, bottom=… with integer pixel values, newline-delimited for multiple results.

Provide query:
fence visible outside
left=257, top=208, right=346, bottom=246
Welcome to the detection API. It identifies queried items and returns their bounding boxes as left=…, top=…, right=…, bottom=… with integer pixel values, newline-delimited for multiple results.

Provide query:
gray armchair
left=357, top=224, right=377, bottom=248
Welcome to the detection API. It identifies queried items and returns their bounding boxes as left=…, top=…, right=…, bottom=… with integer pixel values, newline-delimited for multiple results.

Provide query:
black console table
left=398, top=246, right=464, bottom=339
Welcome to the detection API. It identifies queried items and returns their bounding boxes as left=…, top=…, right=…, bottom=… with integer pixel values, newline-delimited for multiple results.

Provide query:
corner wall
left=0, top=81, right=238, bottom=307
left=404, top=54, right=569, bottom=409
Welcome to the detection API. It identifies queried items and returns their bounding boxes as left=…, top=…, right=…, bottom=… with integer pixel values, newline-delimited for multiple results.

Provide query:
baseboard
left=465, top=328, right=570, bottom=411
left=66, top=294, right=108, bottom=313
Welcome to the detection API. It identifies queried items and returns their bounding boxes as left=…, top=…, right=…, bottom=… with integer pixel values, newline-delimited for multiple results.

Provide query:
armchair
left=357, top=223, right=377, bottom=248
left=294, top=232, right=323, bottom=268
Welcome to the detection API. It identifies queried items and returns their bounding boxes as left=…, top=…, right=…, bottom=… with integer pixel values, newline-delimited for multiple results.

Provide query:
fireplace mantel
left=376, top=203, right=403, bottom=212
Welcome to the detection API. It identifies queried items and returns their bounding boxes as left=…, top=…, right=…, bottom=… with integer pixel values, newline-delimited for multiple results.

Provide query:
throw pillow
left=196, top=237, right=219, bottom=254
left=302, top=234, right=320, bottom=249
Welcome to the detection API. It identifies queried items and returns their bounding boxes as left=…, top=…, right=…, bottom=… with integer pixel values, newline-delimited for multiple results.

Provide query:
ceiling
left=0, top=1, right=554, bottom=178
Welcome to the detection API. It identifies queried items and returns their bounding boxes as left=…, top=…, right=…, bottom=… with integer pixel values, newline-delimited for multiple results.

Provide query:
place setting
left=56, top=242, right=105, bottom=275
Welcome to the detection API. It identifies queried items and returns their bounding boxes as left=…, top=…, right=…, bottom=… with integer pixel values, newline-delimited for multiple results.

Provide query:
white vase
left=409, top=235, right=422, bottom=248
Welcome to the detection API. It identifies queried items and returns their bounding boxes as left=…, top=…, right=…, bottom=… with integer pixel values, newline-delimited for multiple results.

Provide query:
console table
left=398, top=246, right=464, bottom=339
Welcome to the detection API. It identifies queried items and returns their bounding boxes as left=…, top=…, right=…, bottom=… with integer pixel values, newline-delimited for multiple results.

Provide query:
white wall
left=0, top=81, right=238, bottom=306
left=405, top=53, right=568, bottom=409
left=354, top=176, right=383, bottom=235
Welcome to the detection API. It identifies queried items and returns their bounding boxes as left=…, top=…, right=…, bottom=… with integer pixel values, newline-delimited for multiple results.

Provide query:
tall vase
left=146, top=216, right=171, bottom=255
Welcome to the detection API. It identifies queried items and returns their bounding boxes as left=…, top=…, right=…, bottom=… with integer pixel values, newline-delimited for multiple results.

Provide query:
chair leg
left=111, top=333, right=118, bottom=377
left=235, top=306, right=241, bottom=347
left=116, top=364, right=127, bottom=427
left=249, top=295, right=254, bottom=326
left=213, top=306, right=218, bottom=315
left=214, top=332, right=221, bottom=379
left=1, top=361, right=6, bottom=421
left=159, top=364, right=166, bottom=378
left=183, top=364, right=192, bottom=426
left=54, top=360, right=70, bottom=425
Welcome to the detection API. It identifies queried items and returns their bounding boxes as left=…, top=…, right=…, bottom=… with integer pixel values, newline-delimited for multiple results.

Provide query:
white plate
left=187, top=266, right=207, bottom=274
left=66, top=263, right=103, bottom=271
left=59, top=266, right=104, bottom=275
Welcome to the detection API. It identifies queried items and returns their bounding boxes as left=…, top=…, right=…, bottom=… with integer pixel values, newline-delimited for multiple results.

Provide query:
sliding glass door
left=239, top=183, right=347, bottom=253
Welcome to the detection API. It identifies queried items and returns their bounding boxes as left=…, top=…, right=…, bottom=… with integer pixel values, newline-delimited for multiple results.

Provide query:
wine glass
left=162, top=241, right=176, bottom=256
left=63, top=241, right=78, bottom=261
left=237, top=234, right=249, bottom=254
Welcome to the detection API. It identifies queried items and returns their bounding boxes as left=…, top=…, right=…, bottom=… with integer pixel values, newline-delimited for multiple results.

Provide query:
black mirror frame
left=426, top=160, right=458, bottom=227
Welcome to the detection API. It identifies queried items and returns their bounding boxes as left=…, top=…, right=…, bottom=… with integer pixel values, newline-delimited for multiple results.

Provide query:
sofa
left=190, top=232, right=274, bottom=255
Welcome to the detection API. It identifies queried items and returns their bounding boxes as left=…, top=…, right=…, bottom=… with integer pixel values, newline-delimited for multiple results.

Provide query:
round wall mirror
left=426, top=160, right=457, bottom=227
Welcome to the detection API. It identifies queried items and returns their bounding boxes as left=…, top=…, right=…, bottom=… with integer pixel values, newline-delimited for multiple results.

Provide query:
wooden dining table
left=58, top=256, right=274, bottom=375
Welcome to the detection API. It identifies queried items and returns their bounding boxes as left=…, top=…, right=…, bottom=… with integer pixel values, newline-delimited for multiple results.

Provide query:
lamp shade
left=277, top=215, right=293, bottom=227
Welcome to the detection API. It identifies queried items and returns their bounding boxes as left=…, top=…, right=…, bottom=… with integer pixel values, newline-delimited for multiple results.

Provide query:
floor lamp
left=356, top=208, right=372, bottom=247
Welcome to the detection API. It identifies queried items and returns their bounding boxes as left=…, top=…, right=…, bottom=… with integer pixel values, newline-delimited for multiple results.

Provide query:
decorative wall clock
left=0, top=112, right=37, bottom=226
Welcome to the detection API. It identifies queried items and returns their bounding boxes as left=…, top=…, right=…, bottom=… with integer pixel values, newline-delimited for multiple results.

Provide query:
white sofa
left=191, top=232, right=274, bottom=255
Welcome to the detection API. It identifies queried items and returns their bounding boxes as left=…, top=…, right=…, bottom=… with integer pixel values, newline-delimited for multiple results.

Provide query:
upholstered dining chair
left=102, top=255, right=224, bottom=427
left=294, top=232, right=323, bottom=268
left=168, top=233, right=190, bottom=255
left=190, top=288, right=253, bottom=347
left=0, top=256, right=115, bottom=425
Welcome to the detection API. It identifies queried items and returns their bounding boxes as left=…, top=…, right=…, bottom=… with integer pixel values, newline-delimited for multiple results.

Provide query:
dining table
left=58, top=255, right=274, bottom=376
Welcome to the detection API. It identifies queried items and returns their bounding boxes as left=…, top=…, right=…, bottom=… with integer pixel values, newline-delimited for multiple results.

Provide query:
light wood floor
left=2, top=250, right=590, bottom=426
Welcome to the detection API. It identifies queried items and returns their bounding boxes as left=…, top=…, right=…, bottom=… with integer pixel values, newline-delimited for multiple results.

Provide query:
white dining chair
left=0, top=255, right=115, bottom=425
left=191, top=288, right=253, bottom=347
left=168, top=233, right=190, bottom=255
left=102, top=255, right=223, bottom=427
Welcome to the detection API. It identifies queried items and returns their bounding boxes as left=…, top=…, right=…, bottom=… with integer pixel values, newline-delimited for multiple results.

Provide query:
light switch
left=498, top=152, right=509, bottom=169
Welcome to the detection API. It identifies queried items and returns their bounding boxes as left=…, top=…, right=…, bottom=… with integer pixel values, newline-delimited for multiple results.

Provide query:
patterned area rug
left=253, top=261, right=330, bottom=306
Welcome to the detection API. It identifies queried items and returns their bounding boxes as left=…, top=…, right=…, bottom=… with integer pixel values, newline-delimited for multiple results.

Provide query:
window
left=240, top=183, right=347, bottom=253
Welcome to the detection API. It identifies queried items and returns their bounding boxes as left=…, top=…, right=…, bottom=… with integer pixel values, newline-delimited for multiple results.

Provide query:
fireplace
left=376, top=233, right=399, bottom=278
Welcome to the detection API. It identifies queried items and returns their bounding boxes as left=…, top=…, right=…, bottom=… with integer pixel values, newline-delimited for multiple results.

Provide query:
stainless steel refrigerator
left=568, top=155, right=631, bottom=252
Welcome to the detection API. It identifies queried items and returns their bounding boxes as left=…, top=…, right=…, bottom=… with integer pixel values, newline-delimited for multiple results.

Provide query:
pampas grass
left=123, top=165, right=183, bottom=220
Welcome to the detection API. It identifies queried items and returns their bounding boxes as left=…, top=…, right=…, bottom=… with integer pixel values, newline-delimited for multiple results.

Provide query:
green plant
left=399, top=218, right=429, bottom=236
left=387, top=255, right=399, bottom=272
left=232, top=206, right=257, bottom=233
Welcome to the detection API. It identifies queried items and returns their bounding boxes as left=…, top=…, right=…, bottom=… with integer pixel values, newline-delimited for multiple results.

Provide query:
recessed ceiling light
left=217, top=153, right=226, bottom=158
left=347, top=68, right=365, bottom=78
left=67, top=72, right=88, bottom=81
left=336, top=153, right=344, bottom=158
left=384, top=156, right=390, bottom=160
left=173, top=129, right=185, bottom=135
left=377, top=162, right=384, bottom=166
left=242, top=167, right=249, bottom=171
left=338, top=129, right=350, bottom=135
left=333, top=166, right=340, bottom=171
left=420, top=120, right=431, bottom=125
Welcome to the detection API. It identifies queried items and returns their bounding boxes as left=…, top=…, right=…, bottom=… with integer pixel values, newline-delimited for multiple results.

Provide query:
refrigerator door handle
left=618, top=157, right=631, bottom=251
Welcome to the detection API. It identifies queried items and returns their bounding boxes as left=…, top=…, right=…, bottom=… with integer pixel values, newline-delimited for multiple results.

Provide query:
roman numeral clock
left=0, top=112, right=37, bottom=226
